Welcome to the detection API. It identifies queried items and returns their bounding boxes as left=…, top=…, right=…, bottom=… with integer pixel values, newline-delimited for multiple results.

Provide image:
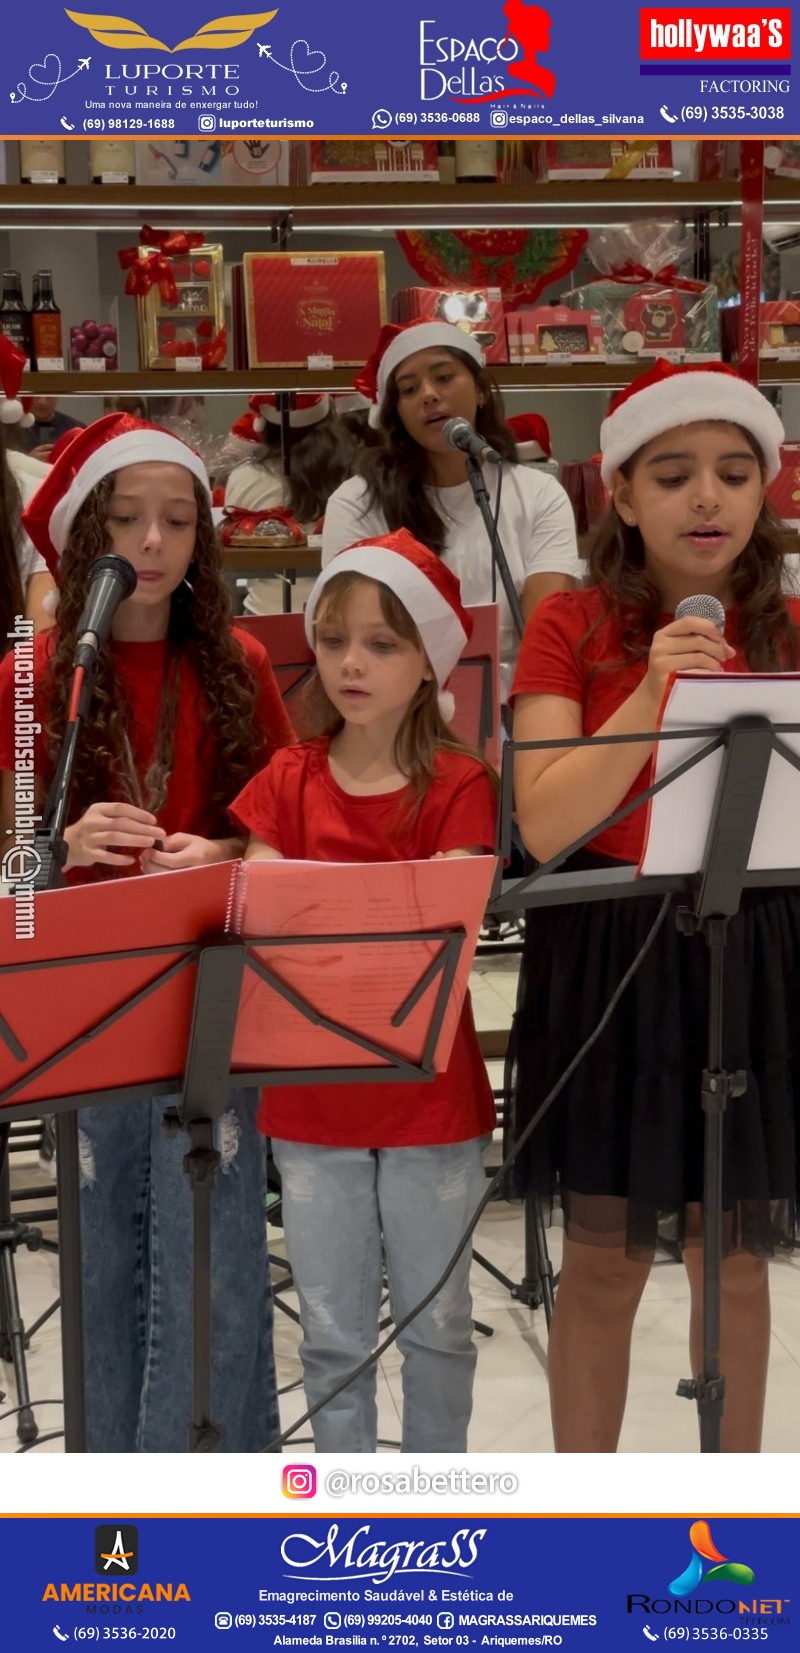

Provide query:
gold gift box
left=136, top=242, right=225, bottom=370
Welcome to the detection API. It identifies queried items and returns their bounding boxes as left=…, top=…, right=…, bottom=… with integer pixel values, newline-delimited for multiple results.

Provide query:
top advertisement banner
left=0, top=1, right=797, bottom=141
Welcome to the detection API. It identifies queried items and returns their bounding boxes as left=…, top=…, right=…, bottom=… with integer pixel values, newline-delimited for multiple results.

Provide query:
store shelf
left=1, top=179, right=798, bottom=231
left=22, top=360, right=800, bottom=397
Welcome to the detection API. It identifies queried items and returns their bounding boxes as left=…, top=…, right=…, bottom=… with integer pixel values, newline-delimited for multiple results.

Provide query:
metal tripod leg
left=0, top=1131, right=39, bottom=1444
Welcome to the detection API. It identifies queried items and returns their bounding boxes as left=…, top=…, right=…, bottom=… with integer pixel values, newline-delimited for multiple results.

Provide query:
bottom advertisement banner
left=0, top=1515, right=796, bottom=1651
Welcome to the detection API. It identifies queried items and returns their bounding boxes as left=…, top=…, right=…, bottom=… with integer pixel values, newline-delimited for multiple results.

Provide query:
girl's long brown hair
left=0, top=426, right=26, bottom=651
left=302, top=570, right=498, bottom=803
left=46, top=475, right=265, bottom=829
left=355, top=349, right=518, bottom=557
left=586, top=428, right=799, bottom=671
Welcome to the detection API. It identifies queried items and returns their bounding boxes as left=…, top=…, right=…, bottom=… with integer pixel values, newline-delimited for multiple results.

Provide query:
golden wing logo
left=65, top=10, right=278, bottom=52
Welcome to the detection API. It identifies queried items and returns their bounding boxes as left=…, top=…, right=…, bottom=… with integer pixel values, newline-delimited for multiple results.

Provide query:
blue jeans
left=79, top=1088, right=278, bottom=1453
left=271, top=1137, right=488, bottom=1454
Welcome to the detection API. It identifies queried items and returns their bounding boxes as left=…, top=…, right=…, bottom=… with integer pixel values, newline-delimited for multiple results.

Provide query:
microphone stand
left=461, top=454, right=556, bottom=1318
left=464, top=455, right=525, bottom=639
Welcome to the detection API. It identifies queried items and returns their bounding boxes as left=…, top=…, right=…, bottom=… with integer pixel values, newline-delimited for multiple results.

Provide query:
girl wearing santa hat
left=0, top=412, right=293, bottom=1451
left=322, top=320, right=581, bottom=700
left=508, top=358, right=800, bottom=1453
left=231, top=530, right=497, bottom=1452
left=0, top=335, right=56, bottom=643
left=224, top=393, right=358, bottom=615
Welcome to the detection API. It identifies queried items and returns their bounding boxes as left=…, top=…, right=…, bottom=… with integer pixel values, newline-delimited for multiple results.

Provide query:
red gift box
left=621, top=290, right=685, bottom=353
left=391, top=286, right=508, bottom=365
left=507, top=306, right=605, bottom=361
left=292, top=140, right=440, bottom=184
left=243, top=251, right=387, bottom=367
left=540, top=140, right=672, bottom=181
left=766, top=445, right=800, bottom=522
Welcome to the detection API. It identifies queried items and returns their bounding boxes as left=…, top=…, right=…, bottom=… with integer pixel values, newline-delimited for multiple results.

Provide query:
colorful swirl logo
left=669, top=1521, right=755, bottom=1598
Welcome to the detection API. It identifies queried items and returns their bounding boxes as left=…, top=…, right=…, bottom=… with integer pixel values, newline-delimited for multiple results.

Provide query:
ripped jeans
left=79, top=1089, right=278, bottom=1453
left=271, top=1137, right=488, bottom=1454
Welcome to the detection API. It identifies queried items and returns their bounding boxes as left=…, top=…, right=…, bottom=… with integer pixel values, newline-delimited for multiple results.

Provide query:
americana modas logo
left=65, top=8, right=277, bottom=52
left=95, top=1526, right=138, bottom=1577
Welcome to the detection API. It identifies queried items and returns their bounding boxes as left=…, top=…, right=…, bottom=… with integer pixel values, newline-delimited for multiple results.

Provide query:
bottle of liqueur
left=19, top=140, right=66, bottom=184
left=0, top=270, right=33, bottom=366
left=89, top=139, right=136, bottom=185
left=31, top=271, right=63, bottom=370
left=454, top=141, right=498, bottom=184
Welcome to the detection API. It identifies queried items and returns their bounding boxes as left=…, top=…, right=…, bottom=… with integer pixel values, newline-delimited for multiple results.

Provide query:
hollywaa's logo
left=65, top=8, right=277, bottom=52
left=421, top=1, right=556, bottom=105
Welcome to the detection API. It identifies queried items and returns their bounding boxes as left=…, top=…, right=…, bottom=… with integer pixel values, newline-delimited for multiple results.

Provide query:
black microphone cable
left=260, top=890, right=672, bottom=1452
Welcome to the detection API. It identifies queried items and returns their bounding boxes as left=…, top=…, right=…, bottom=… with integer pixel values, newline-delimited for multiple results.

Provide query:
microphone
left=73, top=554, right=138, bottom=669
left=441, top=417, right=502, bottom=466
left=674, top=593, right=725, bottom=633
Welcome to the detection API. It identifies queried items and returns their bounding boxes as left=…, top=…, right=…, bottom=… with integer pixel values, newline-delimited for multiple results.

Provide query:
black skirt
left=504, top=852, right=800, bottom=1258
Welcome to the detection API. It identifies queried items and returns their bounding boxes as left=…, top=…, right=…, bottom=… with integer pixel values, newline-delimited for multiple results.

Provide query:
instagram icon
left=283, top=1465, right=317, bottom=1498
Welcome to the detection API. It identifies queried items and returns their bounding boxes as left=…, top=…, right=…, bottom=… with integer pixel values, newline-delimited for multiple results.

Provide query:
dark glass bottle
left=31, top=270, right=63, bottom=369
left=0, top=270, right=33, bottom=365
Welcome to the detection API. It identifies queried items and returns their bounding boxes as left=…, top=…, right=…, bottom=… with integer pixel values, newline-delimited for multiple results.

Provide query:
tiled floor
left=3, top=956, right=800, bottom=1456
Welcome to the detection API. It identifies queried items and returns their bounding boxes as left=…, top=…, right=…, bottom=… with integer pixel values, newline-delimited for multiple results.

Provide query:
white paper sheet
left=639, top=672, right=800, bottom=876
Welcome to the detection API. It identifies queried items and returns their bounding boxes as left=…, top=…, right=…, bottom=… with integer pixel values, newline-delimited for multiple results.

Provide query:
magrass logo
left=669, top=1520, right=754, bottom=1598
left=95, top=1526, right=138, bottom=1576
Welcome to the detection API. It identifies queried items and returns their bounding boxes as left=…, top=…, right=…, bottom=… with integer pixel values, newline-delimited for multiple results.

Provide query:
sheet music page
left=230, top=855, right=497, bottom=1073
left=639, top=672, right=800, bottom=876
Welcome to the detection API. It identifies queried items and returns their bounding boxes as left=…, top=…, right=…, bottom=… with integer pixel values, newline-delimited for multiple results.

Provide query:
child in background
left=232, top=529, right=497, bottom=1453
left=0, top=413, right=293, bottom=1451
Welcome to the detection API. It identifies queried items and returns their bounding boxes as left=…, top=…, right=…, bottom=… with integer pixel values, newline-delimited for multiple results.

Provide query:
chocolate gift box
left=391, top=286, right=508, bottom=365
left=506, top=305, right=605, bottom=361
left=758, top=301, right=800, bottom=356
left=136, top=242, right=226, bottom=370
left=564, top=280, right=720, bottom=361
left=243, top=251, right=387, bottom=368
left=291, top=140, right=440, bottom=184
left=538, top=140, right=673, bottom=181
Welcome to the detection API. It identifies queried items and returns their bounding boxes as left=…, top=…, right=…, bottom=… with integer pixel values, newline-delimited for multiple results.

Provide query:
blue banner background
left=0, top=2, right=795, bottom=140
left=1, top=1515, right=795, bottom=1650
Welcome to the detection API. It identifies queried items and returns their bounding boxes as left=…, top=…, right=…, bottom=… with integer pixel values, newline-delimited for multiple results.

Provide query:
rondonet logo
left=640, top=8, right=791, bottom=61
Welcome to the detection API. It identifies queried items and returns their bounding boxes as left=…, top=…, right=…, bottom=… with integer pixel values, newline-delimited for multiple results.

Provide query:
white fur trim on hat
left=48, top=429, right=211, bottom=556
left=600, top=372, right=784, bottom=485
left=370, top=323, right=485, bottom=429
left=305, top=544, right=468, bottom=688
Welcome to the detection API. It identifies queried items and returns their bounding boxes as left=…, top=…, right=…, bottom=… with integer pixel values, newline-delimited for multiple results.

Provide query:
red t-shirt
left=230, top=739, right=498, bottom=1147
left=0, top=626, right=293, bottom=884
left=511, top=588, right=800, bottom=864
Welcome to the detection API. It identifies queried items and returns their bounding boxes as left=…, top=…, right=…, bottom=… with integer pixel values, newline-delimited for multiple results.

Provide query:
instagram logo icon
left=283, top=1465, right=317, bottom=1499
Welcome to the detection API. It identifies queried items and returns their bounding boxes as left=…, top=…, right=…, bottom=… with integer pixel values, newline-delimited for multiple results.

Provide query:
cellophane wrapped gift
left=563, top=220, right=720, bottom=362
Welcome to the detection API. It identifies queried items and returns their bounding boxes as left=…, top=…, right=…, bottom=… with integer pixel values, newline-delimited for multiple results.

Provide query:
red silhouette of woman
left=502, top=0, right=556, bottom=100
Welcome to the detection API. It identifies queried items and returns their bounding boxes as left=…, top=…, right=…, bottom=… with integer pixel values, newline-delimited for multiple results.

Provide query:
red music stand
left=0, top=852, right=495, bottom=1452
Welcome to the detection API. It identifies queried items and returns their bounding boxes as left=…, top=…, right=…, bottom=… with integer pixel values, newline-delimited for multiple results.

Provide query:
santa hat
left=331, top=391, right=372, bottom=416
left=0, top=336, right=34, bottom=429
left=600, top=357, right=784, bottom=486
left=507, top=412, right=552, bottom=462
left=304, top=528, right=473, bottom=723
left=355, top=321, right=485, bottom=429
left=22, top=412, right=211, bottom=575
left=230, top=393, right=331, bottom=444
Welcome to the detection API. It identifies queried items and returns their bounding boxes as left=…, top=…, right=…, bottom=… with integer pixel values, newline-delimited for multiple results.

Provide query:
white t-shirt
left=322, top=464, right=581, bottom=698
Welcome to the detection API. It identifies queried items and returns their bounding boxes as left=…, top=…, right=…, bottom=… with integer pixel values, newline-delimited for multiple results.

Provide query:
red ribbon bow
left=608, top=260, right=705, bottom=294
left=117, top=224, right=207, bottom=305
left=221, top=505, right=304, bottom=546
